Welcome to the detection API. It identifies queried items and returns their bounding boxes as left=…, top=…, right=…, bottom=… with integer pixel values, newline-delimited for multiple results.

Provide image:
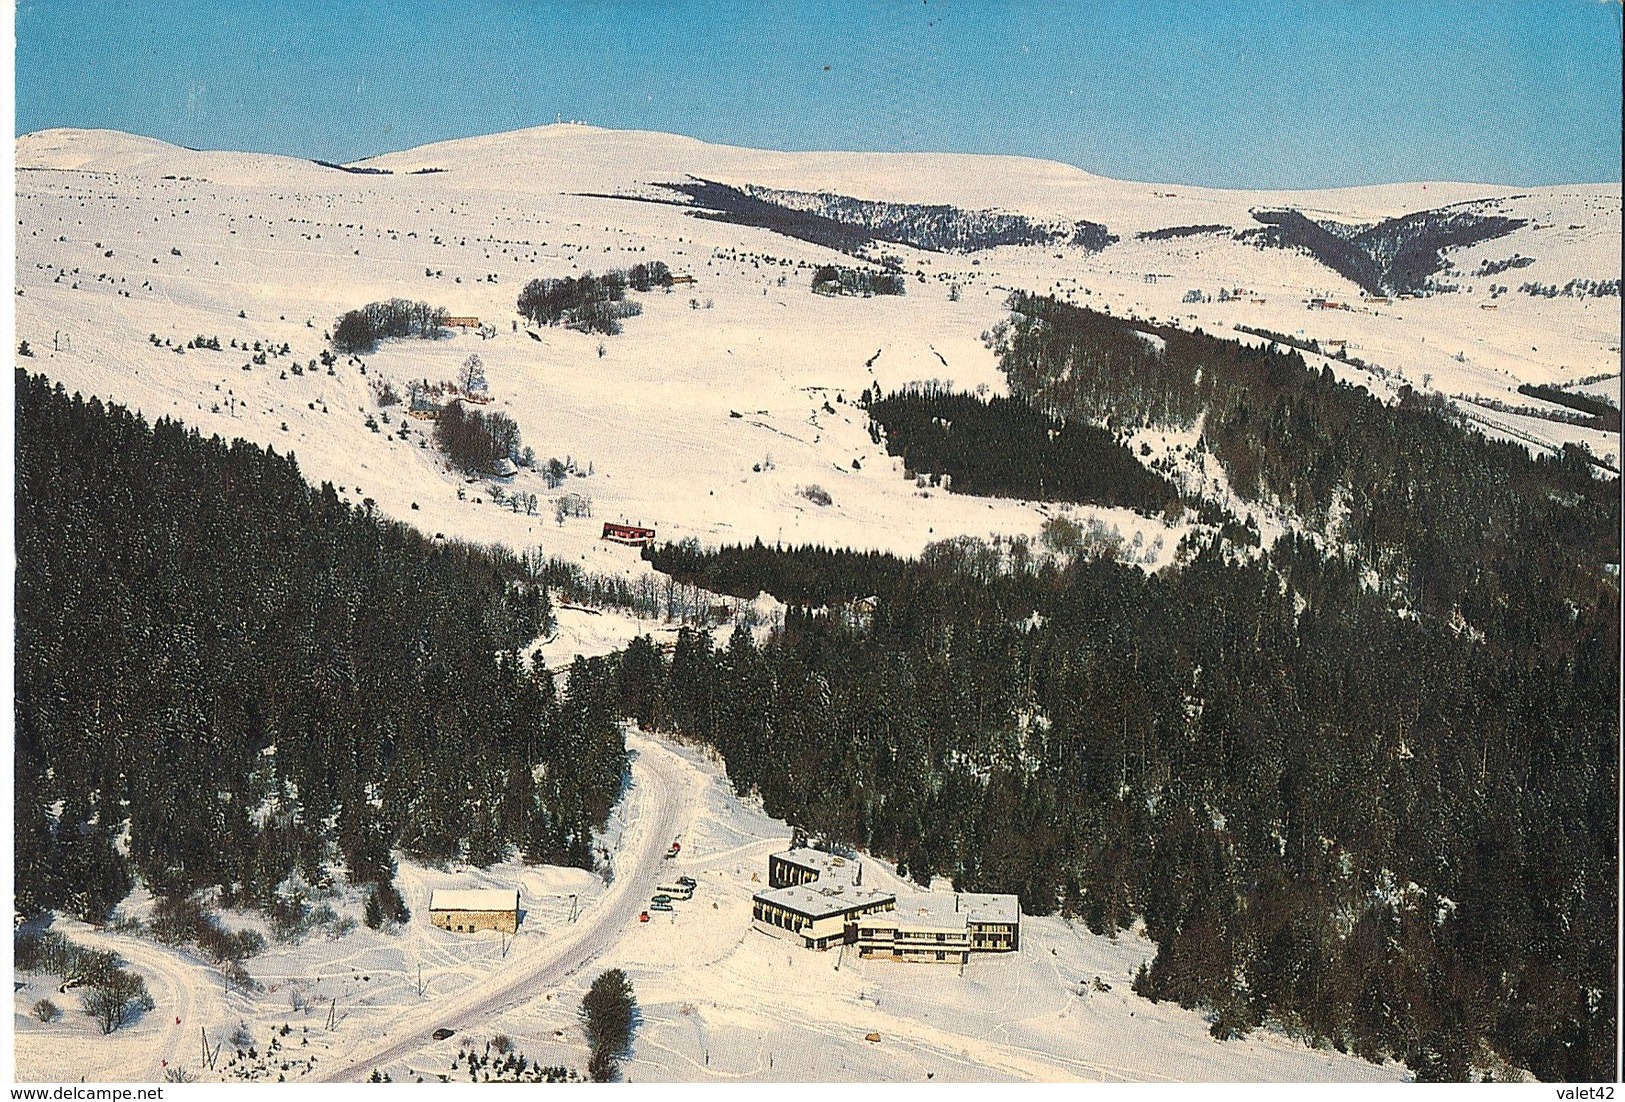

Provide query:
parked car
left=650, top=902, right=674, bottom=912
left=638, top=911, right=650, bottom=923
left=676, top=876, right=696, bottom=887
left=432, top=1028, right=456, bottom=1041
left=650, top=894, right=672, bottom=905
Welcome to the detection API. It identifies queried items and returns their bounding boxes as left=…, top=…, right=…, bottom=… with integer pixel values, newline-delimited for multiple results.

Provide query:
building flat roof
left=429, top=888, right=520, bottom=912
left=860, top=912, right=968, bottom=935
left=771, top=847, right=861, bottom=884
left=754, top=883, right=894, bottom=920
left=866, top=895, right=969, bottom=933
left=872, top=892, right=1020, bottom=930
left=960, top=892, right=1021, bottom=925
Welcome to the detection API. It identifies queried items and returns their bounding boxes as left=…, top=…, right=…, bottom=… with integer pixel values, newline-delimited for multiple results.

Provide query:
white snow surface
left=13, top=124, right=1620, bottom=578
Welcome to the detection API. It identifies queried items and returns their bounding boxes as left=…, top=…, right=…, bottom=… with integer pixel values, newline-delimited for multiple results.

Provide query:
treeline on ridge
left=1519, top=278, right=1620, bottom=299
left=866, top=386, right=1176, bottom=512
left=600, top=179, right=1116, bottom=257
left=14, top=371, right=627, bottom=928
left=740, top=182, right=1118, bottom=253
left=992, top=293, right=1619, bottom=628
left=1515, top=383, right=1621, bottom=432
left=1136, top=224, right=1230, bottom=241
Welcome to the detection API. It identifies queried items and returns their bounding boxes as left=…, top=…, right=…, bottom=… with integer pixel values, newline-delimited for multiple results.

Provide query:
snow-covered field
left=11, top=123, right=1617, bottom=1083
left=13, top=858, right=602, bottom=1084
left=14, top=715, right=1407, bottom=1084
left=1571, top=375, right=1621, bottom=406
left=14, top=124, right=1620, bottom=581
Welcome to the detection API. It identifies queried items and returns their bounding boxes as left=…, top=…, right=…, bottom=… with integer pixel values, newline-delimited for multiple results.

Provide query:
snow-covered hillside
left=14, top=124, right=1621, bottom=578
left=13, top=124, right=1611, bottom=1085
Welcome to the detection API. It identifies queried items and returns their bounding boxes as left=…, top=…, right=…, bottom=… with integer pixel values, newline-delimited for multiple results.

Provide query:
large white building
left=752, top=883, right=897, bottom=950
left=855, top=893, right=1021, bottom=964
left=750, top=847, right=1020, bottom=961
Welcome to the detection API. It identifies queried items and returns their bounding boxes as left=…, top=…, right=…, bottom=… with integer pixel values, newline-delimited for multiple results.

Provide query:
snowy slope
left=15, top=124, right=1620, bottom=574
left=14, top=124, right=1609, bottom=1083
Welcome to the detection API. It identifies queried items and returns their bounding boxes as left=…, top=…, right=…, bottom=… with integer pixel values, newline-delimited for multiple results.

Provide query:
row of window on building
left=751, top=846, right=1020, bottom=964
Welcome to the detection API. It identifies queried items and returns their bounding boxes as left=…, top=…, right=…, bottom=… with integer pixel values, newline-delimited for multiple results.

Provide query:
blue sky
left=14, top=0, right=1623, bottom=188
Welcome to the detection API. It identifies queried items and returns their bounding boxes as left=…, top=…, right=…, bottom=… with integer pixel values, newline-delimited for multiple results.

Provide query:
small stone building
left=429, top=888, right=521, bottom=934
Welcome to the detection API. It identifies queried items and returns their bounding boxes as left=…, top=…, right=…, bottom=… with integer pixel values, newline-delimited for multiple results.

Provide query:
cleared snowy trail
left=315, top=731, right=692, bottom=1082
left=12, top=921, right=231, bottom=1083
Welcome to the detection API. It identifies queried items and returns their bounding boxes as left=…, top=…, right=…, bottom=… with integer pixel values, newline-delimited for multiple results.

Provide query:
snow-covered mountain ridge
left=14, top=123, right=1621, bottom=575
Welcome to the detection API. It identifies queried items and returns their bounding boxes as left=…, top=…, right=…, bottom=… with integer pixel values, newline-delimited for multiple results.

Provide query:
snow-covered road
left=12, top=922, right=233, bottom=1082
left=315, top=730, right=693, bottom=1082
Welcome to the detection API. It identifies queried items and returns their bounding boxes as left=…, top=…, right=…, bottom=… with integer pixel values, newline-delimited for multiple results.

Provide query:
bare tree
left=461, top=354, right=487, bottom=395
left=84, top=969, right=154, bottom=1034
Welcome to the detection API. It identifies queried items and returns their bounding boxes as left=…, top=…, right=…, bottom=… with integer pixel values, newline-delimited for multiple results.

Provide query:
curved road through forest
left=318, top=732, right=691, bottom=1082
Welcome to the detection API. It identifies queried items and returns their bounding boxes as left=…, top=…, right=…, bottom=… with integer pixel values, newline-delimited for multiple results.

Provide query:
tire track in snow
left=53, top=921, right=228, bottom=1081
left=314, top=730, right=696, bottom=1081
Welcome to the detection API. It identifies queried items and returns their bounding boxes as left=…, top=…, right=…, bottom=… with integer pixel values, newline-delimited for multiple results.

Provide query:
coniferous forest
left=1244, top=203, right=1527, bottom=296
left=737, top=182, right=1118, bottom=253
left=632, top=299, right=1618, bottom=1081
left=590, top=179, right=1118, bottom=256
left=866, top=387, right=1177, bottom=511
left=14, top=371, right=627, bottom=925
left=991, top=294, right=1618, bottom=626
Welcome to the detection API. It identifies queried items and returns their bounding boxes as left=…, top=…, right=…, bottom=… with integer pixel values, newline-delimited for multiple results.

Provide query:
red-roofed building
left=602, top=522, right=656, bottom=546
